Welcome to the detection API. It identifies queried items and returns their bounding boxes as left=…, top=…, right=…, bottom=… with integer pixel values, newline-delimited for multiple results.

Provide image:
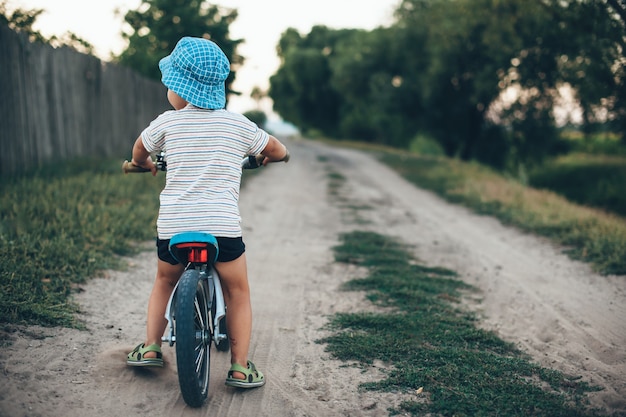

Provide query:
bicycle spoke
left=195, top=344, right=206, bottom=373
left=194, top=297, right=206, bottom=329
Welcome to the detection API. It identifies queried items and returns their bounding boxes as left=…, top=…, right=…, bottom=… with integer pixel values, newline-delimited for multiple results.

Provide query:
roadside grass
left=564, top=131, right=626, bottom=157
left=528, top=153, right=626, bottom=218
left=0, top=157, right=164, bottom=327
left=376, top=152, right=626, bottom=275
left=321, top=230, right=602, bottom=416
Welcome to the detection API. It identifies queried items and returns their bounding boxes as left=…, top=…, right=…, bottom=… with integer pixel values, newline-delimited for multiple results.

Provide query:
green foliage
left=0, top=1, right=45, bottom=42
left=321, top=231, right=599, bottom=416
left=270, top=0, right=626, bottom=171
left=0, top=158, right=164, bottom=327
left=270, top=25, right=426, bottom=146
left=546, top=0, right=626, bottom=136
left=566, top=132, right=626, bottom=156
left=529, top=154, right=626, bottom=217
left=117, top=0, right=242, bottom=94
left=332, top=26, right=427, bottom=147
left=270, top=26, right=349, bottom=135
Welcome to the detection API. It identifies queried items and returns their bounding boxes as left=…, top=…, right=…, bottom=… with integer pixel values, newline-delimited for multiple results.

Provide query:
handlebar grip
left=241, top=155, right=266, bottom=169
left=122, top=160, right=151, bottom=174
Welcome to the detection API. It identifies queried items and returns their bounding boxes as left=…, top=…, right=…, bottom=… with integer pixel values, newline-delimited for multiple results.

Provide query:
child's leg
left=143, top=259, right=185, bottom=358
left=215, top=254, right=252, bottom=380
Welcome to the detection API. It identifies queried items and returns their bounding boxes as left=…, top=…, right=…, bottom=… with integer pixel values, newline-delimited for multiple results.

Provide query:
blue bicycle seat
left=169, top=232, right=219, bottom=265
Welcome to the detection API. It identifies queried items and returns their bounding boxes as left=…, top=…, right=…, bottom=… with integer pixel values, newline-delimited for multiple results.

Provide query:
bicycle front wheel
left=175, top=269, right=212, bottom=407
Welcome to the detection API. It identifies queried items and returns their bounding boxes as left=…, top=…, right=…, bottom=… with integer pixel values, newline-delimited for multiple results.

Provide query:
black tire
left=175, top=269, right=211, bottom=408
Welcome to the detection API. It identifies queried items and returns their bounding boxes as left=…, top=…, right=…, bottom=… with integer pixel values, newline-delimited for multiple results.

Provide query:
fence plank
left=0, top=24, right=170, bottom=175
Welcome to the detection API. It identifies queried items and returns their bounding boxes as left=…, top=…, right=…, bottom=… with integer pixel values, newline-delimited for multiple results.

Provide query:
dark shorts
left=157, top=236, right=245, bottom=265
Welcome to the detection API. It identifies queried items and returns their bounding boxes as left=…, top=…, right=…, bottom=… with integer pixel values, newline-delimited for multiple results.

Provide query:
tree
left=394, top=0, right=569, bottom=167
left=269, top=26, right=350, bottom=136
left=117, top=0, right=242, bottom=98
left=574, top=0, right=626, bottom=140
left=330, top=26, right=428, bottom=146
left=269, top=0, right=626, bottom=169
left=533, top=0, right=624, bottom=139
left=0, top=1, right=45, bottom=42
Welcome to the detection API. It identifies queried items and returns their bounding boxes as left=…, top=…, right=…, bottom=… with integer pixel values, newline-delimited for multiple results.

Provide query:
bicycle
left=122, top=153, right=268, bottom=407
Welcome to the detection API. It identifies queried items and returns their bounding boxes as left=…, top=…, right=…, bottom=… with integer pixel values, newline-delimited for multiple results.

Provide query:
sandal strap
left=140, top=343, right=162, bottom=357
left=129, top=343, right=162, bottom=360
left=246, top=360, right=259, bottom=374
left=227, top=362, right=249, bottom=376
left=227, top=361, right=262, bottom=379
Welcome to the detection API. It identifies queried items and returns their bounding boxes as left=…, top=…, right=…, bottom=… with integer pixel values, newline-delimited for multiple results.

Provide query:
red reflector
left=189, top=248, right=208, bottom=263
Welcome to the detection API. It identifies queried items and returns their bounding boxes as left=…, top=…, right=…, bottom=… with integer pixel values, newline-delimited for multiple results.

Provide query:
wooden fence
left=0, top=24, right=170, bottom=175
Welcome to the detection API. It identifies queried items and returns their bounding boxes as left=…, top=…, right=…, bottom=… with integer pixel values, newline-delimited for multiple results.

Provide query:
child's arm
left=260, top=135, right=290, bottom=165
left=131, top=137, right=157, bottom=176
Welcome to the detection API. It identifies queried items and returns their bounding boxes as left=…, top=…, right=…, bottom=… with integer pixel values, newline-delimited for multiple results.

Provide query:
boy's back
left=141, top=107, right=269, bottom=238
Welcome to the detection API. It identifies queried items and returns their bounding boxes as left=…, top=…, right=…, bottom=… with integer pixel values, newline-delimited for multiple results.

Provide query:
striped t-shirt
left=141, top=105, right=270, bottom=239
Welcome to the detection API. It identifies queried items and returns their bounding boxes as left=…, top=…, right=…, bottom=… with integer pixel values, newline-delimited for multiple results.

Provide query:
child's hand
left=261, top=149, right=289, bottom=165
left=260, top=136, right=290, bottom=165
left=131, top=157, right=157, bottom=176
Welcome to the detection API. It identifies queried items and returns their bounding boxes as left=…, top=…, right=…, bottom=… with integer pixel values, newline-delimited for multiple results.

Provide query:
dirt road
left=1, top=139, right=625, bottom=416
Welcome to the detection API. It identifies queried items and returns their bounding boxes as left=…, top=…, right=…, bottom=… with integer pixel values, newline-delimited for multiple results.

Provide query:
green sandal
left=225, top=360, right=265, bottom=388
left=126, top=343, right=164, bottom=367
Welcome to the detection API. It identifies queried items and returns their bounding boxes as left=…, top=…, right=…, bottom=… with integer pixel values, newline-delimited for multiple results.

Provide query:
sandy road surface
left=1, top=139, right=625, bottom=416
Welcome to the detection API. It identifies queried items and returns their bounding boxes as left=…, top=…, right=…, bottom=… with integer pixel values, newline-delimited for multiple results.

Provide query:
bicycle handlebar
left=240, top=154, right=266, bottom=170
left=122, top=154, right=271, bottom=174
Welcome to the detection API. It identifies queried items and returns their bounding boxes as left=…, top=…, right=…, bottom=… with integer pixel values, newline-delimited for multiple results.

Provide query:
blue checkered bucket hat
left=159, top=37, right=230, bottom=109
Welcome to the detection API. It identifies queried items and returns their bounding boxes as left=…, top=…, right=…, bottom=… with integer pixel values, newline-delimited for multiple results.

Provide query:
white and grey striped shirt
left=141, top=105, right=269, bottom=239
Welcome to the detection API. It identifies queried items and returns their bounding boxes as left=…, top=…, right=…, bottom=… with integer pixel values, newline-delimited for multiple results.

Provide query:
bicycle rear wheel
left=175, top=269, right=212, bottom=407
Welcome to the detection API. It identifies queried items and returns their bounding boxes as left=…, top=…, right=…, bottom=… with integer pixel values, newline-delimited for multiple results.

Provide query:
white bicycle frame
left=162, top=266, right=227, bottom=346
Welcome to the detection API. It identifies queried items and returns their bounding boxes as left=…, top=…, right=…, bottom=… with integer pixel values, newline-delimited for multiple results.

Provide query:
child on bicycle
left=125, top=36, right=289, bottom=389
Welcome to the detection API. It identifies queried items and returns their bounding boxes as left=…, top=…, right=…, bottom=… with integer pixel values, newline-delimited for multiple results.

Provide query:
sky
left=7, top=0, right=400, bottom=118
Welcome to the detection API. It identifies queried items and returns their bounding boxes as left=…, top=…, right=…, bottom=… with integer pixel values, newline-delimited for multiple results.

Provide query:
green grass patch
left=321, top=231, right=602, bottom=416
left=0, top=157, right=165, bottom=327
